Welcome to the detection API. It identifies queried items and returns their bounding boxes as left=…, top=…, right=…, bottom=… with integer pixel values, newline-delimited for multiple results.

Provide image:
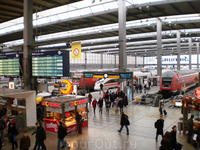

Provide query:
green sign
left=84, top=73, right=93, bottom=78
left=120, top=73, right=131, bottom=79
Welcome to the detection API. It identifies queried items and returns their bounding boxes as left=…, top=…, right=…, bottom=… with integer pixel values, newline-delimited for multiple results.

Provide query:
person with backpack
left=155, top=115, right=164, bottom=142
left=92, top=98, right=98, bottom=114
left=0, top=117, right=5, bottom=146
left=117, top=111, right=129, bottom=135
left=20, top=131, right=30, bottom=150
left=57, top=121, right=70, bottom=150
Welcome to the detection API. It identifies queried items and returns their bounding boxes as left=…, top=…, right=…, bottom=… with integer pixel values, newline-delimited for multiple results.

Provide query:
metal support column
left=143, top=57, right=145, bottom=67
left=118, top=0, right=127, bottom=72
left=177, top=30, right=181, bottom=70
left=189, top=38, right=192, bottom=69
left=101, top=53, right=103, bottom=69
left=115, top=55, right=117, bottom=68
left=85, top=52, right=87, bottom=69
left=197, top=42, right=199, bottom=69
left=135, top=56, right=137, bottom=68
left=157, top=18, right=162, bottom=76
left=23, top=0, right=33, bottom=90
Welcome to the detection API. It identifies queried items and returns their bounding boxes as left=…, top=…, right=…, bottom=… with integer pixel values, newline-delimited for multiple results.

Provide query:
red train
left=78, top=75, right=98, bottom=91
left=160, top=69, right=199, bottom=96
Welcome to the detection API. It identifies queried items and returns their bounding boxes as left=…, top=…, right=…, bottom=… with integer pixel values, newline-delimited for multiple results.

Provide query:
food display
left=193, top=119, right=200, bottom=130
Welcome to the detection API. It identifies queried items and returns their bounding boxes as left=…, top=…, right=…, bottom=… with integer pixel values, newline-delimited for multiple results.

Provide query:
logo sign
left=60, top=80, right=73, bottom=95
left=194, top=87, right=200, bottom=99
left=41, top=101, right=61, bottom=108
left=45, top=121, right=58, bottom=133
left=70, top=99, right=87, bottom=106
left=72, top=42, right=81, bottom=59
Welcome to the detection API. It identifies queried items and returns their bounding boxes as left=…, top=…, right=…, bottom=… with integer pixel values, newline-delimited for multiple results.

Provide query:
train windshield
left=162, top=77, right=172, bottom=86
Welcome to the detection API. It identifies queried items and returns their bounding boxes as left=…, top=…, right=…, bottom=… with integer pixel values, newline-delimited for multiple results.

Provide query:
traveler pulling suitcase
left=163, top=110, right=167, bottom=116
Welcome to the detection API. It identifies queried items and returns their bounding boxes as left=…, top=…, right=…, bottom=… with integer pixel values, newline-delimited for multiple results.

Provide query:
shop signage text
left=41, top=101, right=61, bottom=108
left=70, top=99, right=87, bottom=106
left=162, top=56, right=189, bottom=62
left=194, top=87, right=200, bottom=99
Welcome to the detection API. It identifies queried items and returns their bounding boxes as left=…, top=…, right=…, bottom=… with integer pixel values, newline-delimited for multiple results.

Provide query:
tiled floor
left=1, top=87, right=196, bottom=150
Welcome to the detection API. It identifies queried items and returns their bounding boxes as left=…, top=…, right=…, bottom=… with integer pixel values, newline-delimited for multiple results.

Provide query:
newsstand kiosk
left=42, top=95, right=88, bottom=134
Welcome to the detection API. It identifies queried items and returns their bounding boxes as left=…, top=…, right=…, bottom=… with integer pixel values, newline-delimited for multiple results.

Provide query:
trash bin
left=178, top=122, right=183, bottom=134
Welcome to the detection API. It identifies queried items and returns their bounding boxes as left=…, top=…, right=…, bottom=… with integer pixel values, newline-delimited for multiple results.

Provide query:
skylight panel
left=38, top=17, right=50, bottom=25
left=103, top=2, right=118, bottom=11
left=0, top=29, right=7, bottom=35
left=126, top=0, right=133, bottom=6
left=68, top=10, right=80, bottom=18
left=79, top=7, right=92, bottom=16
left=57, top=13, right=69, bottom=20
left=90, top=4, right=105, bottom=13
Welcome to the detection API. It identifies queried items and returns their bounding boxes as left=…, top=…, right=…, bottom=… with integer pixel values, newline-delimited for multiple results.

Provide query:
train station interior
left=1, top=0, right=200, bottom=150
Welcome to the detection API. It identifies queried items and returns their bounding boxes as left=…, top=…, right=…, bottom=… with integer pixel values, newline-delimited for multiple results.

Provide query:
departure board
left=32, top=51, right=69, bottom=77
left=0, top=54, right=21, bottom=76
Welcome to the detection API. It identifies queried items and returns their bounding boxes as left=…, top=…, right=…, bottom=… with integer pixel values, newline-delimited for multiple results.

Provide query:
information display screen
left=0, top=54, right=21, bottom=76
left=32, top=51, right=69, bottom=77
left=120, top=73, right=132, bottom=79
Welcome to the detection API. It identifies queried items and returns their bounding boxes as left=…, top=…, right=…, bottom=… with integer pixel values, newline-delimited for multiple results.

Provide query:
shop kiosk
left=42, top=95, right=88, bottom=134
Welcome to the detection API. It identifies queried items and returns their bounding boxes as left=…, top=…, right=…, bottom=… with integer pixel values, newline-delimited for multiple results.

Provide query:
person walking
left=110, top=92, right=115, bottom=108
left=20, top=131, right=30, bottom=150
left=160, top=132, right=172, bottom=150
left=99, top=83, right=103, bottom=94
left=8, top=122, right=18, bottom=150
left=105, top=99, right=111, bottom=114
left=0, top=116, right=5, bottom=146
left=144, top=84, right=147, bottom=94
left=88, top=92, right=93, bottom=106
left=118, top=98, right=124, bottom=113
left=155, top=115, right=164, bottom=142
left=114, top=97, right=120, bottom=114
left=117, top=111, right=129, bottom=135
left=187, top=115, right=194, bottom=143
left=92, top=98, right=98, bottom=114
left=138, top=83, right=142, bottom=93
left=75, top=112, right=83, bottom=134
left=124, top=94, right=128, bottom=107
left=32, top=123, right=40, bottom=150
left=98, top=97, right=103, bottom=114
left=35, top=121, right=46, bottom=150
left=57, top=122, right=70, bottom=150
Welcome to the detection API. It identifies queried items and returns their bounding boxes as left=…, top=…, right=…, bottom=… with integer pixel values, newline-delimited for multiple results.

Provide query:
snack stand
left=42, top=95, right=88, bottom=134
left=182, top=88, right=200, bottom=134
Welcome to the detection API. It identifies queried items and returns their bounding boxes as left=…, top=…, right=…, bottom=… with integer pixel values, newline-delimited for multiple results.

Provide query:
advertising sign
left=45, top=120, right=58, bottom=133
left=127, top=87, right=130, bottom=101
left=194, top=87, right=200, bottom=99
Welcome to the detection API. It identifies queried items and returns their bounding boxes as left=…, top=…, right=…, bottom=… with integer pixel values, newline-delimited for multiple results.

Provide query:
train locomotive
left=159, top=69, right=199, bottom=96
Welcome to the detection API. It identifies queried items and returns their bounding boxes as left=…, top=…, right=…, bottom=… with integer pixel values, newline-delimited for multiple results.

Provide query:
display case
left=42, top=95, right=88, bottom=134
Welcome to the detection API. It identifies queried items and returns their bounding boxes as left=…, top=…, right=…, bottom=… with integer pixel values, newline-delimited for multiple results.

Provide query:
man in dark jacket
left=98, top=98, right=103, bottom=114
left=187, top=115, right=194, bottom=143
left=118, top=112, right=129, bottom=135
left=99, top=83, right=103, bottom=94
left=160, top=131, right=172, bottom=150
left=118, top=98, right=124, bottom=113
left=20, top=131, right=30, bottom=150
left=155, top=115, right=164, bottom=142
left=36, top=121, right=46, bottom=150
left=57, top=122, right=70, bottom=150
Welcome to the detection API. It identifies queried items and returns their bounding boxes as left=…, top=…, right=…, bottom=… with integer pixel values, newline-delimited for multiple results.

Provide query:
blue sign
left=127, top=87, right=130, bottom=101
left=120, top=73, right=131, bottom=79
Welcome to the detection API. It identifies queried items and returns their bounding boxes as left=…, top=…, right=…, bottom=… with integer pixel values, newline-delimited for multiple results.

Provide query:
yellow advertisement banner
left=72, top=42, right=81, bottom=59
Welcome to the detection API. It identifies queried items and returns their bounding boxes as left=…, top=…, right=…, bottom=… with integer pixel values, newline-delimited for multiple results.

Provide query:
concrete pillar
left=177, top=30, right=181, bottom=70
left=23, top=0, right=33, bottom=90
left=85, top=52, right=87, bottom=69
left=189, top=38, right=192, bottom=69
left=197, top=43, right=199, bottom=69
left=115, top=55, right=117, bottom=68
left=118, top=0, right=127, bottom=71
left=135, top=56, right=137, bottom=68
left=143, top=57, right=145, bottom=68
left=101, top=53, right=103, bottom=69
left=157, top=18, right=162, bottom=76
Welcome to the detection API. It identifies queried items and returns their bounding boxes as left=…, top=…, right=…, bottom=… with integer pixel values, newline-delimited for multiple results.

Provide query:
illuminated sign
left=41, top=101, right=61, bottom=108
left=120, top=73, right=131, bottom=79
left=70, top=99, right=87, bottom=106
left=194, top=87, right=200, bottom=99
left=60, top=80, right=73, bottom=95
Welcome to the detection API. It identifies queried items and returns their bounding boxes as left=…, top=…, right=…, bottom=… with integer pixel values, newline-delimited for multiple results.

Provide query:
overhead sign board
left=84, top=72, right=132, bottom=79
left=0, top=54, right=22, bottom=76
left=32, top=50, right=69, bottom=77
left=120, top=73, right=131, bottom=79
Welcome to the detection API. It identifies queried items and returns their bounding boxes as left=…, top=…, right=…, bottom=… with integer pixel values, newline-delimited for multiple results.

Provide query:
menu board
left=32, top=50, right=69, bottom=77
left=0, top=54, right=21, bottom=76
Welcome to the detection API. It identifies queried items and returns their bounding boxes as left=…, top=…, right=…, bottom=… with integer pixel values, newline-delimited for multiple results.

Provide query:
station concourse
left=1, top=0, right=200, bottom=150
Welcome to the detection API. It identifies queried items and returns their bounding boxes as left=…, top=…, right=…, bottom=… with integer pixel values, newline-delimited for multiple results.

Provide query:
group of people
left=90, top=90, right=128, bottom=114
left=155, top=115, right=182, bottom=150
